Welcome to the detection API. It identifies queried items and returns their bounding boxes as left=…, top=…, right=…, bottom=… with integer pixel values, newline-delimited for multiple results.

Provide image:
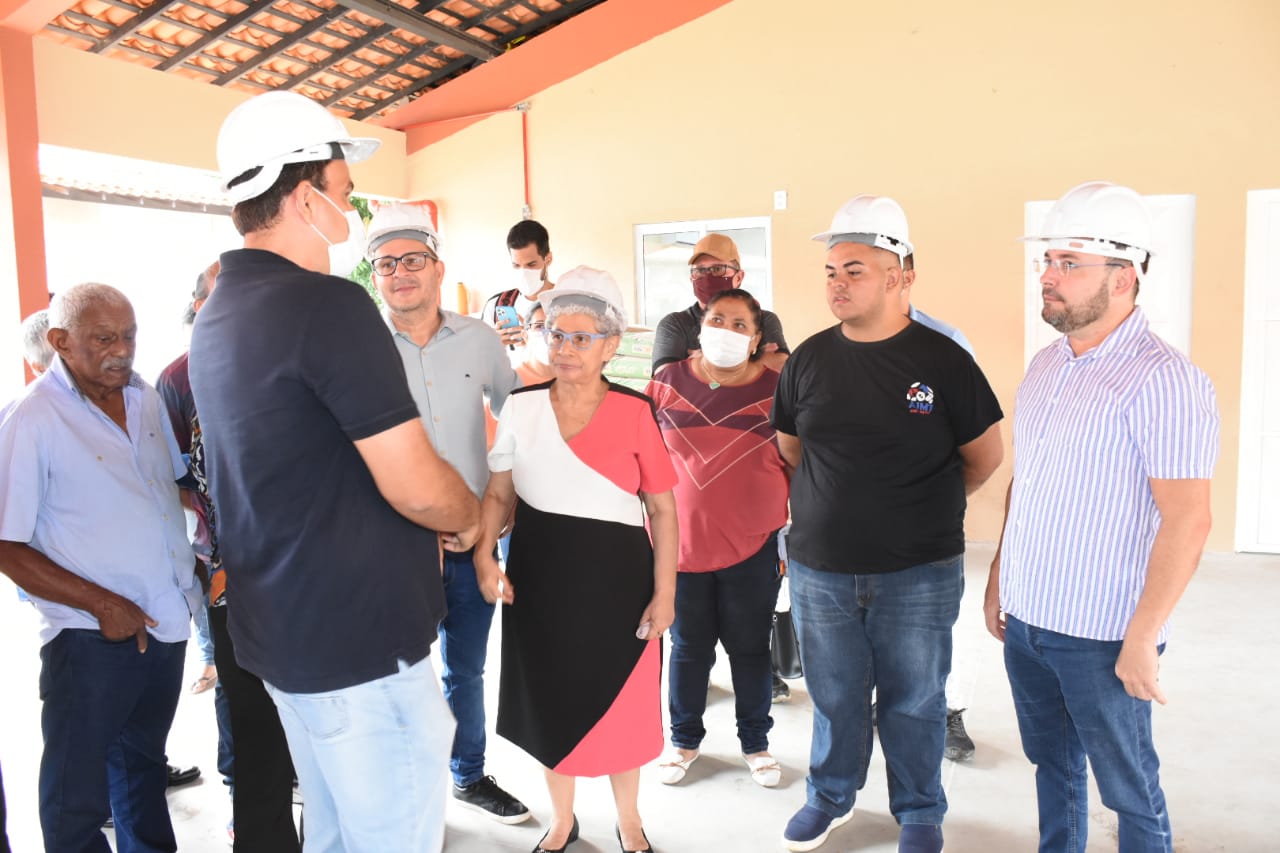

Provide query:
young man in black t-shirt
left=771, top=195, right=1004, bottom=853
left=192, top=91, right=479, bottom=852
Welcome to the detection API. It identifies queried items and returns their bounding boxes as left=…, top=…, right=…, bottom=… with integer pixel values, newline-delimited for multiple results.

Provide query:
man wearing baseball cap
left=651, top=233, right=790, bottom=375
left=771, top=196, right=1004, bottom=853
left=190, top=92, right=479, bottom=851
left=365, top=202, right=529, bottom=826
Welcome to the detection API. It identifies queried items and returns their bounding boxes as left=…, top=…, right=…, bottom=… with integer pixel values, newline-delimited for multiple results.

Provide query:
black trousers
left=208, top=604, right=301, bottom=853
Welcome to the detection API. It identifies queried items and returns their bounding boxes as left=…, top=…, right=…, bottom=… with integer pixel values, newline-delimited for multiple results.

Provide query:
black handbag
left=770, top=609, right=803, bottom=680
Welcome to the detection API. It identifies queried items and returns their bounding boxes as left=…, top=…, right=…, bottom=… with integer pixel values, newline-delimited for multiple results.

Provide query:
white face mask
left=525, top=330, right=551, bottom=365
left=511, top=267, right=545, bottom=298
left=699, top=325, right=754, bottom=369
left=311, top=190, right=367, bottom=278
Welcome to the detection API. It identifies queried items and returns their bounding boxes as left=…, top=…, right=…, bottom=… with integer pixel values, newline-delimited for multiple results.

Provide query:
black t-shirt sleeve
left=941, top=346, right=1004, bottom=445
left=771, top=349, right=800, bottom=435
left=761, top=310, right=790, bottom=354
left=651, top=311, right=694, bottom=375
left=299, top=279, right=421, bottom=441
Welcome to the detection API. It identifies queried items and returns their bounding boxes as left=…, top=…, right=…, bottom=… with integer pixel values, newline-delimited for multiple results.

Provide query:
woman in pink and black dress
left=645, top=289, right=791, bottom=789
left=475, top=267, right=678, bottom=853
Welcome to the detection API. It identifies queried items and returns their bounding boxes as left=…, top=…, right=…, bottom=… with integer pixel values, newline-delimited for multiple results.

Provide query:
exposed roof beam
left=154, top=2, right=264, bottom=70
left=213, top=10, right=341, bottom=85
left=91, top=4, right=207, bottom=52
left=270, top=22, right=393, bottom=92
left=351, top=53, right=472, bottom=120
left=336, top=0, right=500, bottom=60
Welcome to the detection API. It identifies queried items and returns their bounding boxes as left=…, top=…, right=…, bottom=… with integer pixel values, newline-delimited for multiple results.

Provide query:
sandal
left=190, top=668, right=218, bottom=694
left=744, top=752, right=781, bottom=788
left=656, top=749, right=698, bottom=785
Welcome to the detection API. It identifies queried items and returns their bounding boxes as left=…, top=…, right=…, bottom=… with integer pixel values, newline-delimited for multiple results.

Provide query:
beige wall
left=33, top=39, right=409, bottom=199
left=408, top=0, right=1280, bottom=549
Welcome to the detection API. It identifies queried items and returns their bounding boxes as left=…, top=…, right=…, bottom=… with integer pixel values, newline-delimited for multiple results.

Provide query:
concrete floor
left=2, top=543, right=1277, bottom=852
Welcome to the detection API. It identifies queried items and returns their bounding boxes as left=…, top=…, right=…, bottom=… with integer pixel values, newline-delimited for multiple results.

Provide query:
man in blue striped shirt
left=986, top=182, right=1219, bottom=853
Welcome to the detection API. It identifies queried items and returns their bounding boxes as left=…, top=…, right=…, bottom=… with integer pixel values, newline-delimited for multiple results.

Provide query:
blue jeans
left=38, top=629, right=186, bottom=853
left=193, top=588, right=215, bottom=664
left=264, top=655, right=456, bottom=853
left=439, top=548, right=497, bottom=787
left=669, top=534, right=780, bottom=754
left=789, top=555, right=962, bottom=826
left=1004, top=615, right=1173, bottom=853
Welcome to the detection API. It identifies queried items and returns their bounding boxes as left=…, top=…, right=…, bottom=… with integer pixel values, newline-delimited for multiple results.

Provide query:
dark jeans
left=0, top=760, right=10, bottom=853
left=38, top=629, right=185, bottom=853
left=1004, top=615, right=1173, bottom=853
left=209, top=605, right=301, bottom=852
left=439, top=548, right=497, bottom=786
left=669, top=534, right=781, bottom=754
left=789, top=555, right=963, bottom=825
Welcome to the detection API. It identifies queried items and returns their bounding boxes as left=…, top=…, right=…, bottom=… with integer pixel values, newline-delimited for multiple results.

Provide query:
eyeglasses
left=543, top=329, right=610, bottom=350
left=689, top=264, right=739, bottom=279
left=371, top=251, right=437, bottom=276
left=1032, top=258, right=1122, bottom=276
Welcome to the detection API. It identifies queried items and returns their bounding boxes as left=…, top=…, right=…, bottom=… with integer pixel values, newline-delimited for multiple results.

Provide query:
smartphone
left=494, top=305, right=521, bottom=330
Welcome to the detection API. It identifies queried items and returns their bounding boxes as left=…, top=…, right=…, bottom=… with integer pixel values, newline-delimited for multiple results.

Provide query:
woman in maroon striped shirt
left=644, top=289, right=792, bottom=790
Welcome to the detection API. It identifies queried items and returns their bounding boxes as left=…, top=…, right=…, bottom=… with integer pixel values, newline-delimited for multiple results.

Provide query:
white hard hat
left=1023, top=181, right=1154, bottom=266
left=217, top=92, right=381, bottom=204
left=538, top=266, right=627, bottom=326
left=366, top=202, right=440, bottom=259
left=811, top=194, right=914, bottom=259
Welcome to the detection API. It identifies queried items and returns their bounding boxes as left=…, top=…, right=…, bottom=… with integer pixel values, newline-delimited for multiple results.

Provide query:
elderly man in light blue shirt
left=365, top=203, right=528, bottom=823
left=0, top=283, right=197, bottom=853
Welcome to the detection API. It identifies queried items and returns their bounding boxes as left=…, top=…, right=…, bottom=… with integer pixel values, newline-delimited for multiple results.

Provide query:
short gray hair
left=48, top=283, right=132, bottom=332
left=545, top=293, right=624, bottom=337
left=21, top=309, right=53, bottom=371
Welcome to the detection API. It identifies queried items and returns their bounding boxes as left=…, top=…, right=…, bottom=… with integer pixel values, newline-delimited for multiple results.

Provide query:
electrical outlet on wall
left=773, top=190, right=788, bottom=211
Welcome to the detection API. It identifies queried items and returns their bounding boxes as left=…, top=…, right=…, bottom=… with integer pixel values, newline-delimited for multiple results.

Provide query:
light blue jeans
left=264, top=655, right=455, bottom=853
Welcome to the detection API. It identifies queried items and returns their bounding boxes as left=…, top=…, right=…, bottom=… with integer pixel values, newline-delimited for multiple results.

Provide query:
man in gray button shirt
left=366, top=203, right=529, bottom=824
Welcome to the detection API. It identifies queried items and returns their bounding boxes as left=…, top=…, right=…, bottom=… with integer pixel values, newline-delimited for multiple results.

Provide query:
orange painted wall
left=408, top=0, right=1280, bottom=549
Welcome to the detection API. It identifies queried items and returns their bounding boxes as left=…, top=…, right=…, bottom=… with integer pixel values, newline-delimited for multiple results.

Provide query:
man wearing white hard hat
left=771, top=195, right=1004, bottom=853
left=190, top=91, right=480, bottom=852
left=986, top=181, right=1218, bottom=852
left=365, top=202, right=530, bottom=826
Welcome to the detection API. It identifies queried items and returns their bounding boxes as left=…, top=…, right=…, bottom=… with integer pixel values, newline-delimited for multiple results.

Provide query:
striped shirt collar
left=1052, top=305, right=1148, bottom=363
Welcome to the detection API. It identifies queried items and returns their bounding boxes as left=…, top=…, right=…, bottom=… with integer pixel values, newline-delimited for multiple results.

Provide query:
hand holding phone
left=494, top=305, right=521, bottom=329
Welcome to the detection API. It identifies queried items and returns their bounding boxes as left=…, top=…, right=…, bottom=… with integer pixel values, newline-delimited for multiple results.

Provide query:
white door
left=634, top=217, right=773, bottom=328
left=1236, top=189, right=1280, bottom=553
left=1023, top=194, right=1196, bottom=365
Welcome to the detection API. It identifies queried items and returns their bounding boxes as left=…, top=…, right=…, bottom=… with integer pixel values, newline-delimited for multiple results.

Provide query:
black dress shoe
left=616, top=824, right=653, bottom=853
left=533, top=814, right=578, bottom=853
left=166, top=764, right=201, bottom=788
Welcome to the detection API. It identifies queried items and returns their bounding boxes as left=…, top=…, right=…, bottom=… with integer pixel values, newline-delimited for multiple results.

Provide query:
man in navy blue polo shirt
left=190, top=91, right=480, bottom=852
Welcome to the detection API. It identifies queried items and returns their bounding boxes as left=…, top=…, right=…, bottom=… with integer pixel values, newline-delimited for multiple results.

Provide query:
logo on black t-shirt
left=906, top=382, right=935, bottom=415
